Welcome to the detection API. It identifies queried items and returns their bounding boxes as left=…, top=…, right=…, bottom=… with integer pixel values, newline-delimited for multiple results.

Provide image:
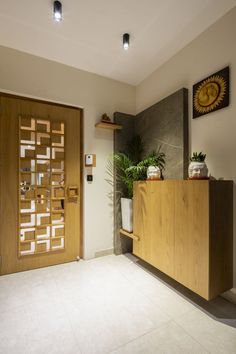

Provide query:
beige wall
left=136, top=7, right=236, bottom=289
left=0, top=45, right=136, bottom=259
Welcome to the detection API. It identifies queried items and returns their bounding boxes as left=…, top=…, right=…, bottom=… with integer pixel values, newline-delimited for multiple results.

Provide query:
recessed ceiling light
left=53, top=1, right=62, bottom=22
left=123, top=33, right=130, bottom=50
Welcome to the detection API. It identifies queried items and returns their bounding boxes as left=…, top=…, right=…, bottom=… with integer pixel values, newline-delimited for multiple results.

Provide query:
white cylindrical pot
left=188, top=161, right=208, bottom=178
left=121, top=198, right=133, bottom=232
left=147, top=165, right=161, bottom=179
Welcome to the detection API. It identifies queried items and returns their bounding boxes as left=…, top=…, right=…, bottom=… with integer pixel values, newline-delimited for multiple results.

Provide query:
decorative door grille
left=19, top=116, right=65, bottom=256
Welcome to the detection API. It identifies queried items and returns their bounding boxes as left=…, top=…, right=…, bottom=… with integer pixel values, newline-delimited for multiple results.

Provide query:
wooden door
left=0, top=94, right=82, bottom=275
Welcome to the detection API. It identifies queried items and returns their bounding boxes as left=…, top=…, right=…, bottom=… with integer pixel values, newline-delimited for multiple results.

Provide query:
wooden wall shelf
left=119, top=228, right=140, bottom=241
left=95, top=122, right=122, bottom=130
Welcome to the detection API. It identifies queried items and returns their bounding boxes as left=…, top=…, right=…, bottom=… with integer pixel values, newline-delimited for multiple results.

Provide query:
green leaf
left=190, top=151, right=206, bottom=162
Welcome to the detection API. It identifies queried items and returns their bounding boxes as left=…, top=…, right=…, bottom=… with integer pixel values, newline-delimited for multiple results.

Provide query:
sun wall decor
left=193, top=66, right=229, bottom=119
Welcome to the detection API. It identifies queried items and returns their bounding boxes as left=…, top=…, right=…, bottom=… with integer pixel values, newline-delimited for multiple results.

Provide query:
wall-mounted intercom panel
left=85, top=154, right=96, bottom=167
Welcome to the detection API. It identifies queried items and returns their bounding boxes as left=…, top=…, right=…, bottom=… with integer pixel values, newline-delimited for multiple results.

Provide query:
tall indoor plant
left=107, top=135, right=165, bottom=232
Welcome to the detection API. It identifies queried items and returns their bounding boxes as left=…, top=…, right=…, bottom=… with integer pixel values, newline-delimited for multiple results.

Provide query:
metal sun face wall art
left=193, top=66, right=229, bottom=119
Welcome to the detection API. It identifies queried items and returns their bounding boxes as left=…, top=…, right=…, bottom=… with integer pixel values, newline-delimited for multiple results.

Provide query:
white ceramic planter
left=188, top=161, right=208, bottom=178
left=121, top=197, right=133, bottom=232
left=147, top=165, right=161, bottom=179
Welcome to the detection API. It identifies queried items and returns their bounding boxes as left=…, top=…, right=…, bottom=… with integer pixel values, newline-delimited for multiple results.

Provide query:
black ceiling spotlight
left=53, top=1, right=62, bottom=22
left=123, top=33, right=130, bottom=50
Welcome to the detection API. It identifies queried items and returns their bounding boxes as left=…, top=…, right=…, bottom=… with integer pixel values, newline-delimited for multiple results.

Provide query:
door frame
left=0, top=91, right=84, bottom=261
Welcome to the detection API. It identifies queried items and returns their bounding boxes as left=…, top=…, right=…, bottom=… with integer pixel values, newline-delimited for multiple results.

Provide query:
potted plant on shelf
left=107, top=135, right=166, bottom=232
left=125, top=148, right=165, bottom=183
left=188, top=151, right=208, bottom=179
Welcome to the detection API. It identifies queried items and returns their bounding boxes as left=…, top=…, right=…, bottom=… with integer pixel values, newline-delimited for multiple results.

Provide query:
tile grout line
left=172, top=316, right=211, bottom=354
left=117, top=263, right=192, bottom=320
left=106, top=320, right=173, bottom=354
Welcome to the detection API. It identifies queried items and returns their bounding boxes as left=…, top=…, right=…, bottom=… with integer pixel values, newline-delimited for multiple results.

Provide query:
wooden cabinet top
left=134, top=179, right=233, bottom=184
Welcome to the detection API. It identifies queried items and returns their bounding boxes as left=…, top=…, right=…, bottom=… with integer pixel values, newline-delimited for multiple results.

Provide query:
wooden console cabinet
left=133, top=180, right=233, bottom=300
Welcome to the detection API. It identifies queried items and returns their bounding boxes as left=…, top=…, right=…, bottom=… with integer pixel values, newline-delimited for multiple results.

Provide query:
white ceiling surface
left=0, top=0, right=235, bottom=85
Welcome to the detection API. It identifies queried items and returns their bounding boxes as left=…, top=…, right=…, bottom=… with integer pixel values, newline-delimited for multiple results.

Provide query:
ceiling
left=0, top=0, right=235, bottom=85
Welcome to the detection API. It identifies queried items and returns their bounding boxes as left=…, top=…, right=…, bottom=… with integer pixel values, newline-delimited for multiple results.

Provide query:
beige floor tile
left=121, top=262, right=194, bottom=318
left=66, top=291, right=170, bottom=354
left=0, top=254, right=235, bottom=354
left=111, top=321, right=208, bottom=354
left=176, top=308, right=236, bottom=354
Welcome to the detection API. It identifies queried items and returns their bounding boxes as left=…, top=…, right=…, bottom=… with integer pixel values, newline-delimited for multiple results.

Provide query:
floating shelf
left=95, top=122, right=122, bottom=130
left=119, top=228, right=140, bottom=241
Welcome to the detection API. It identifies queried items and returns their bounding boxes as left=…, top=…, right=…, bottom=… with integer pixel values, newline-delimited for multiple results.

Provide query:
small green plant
left=190, top=152, right=206, bottom=162
left=126, top=148, right=165, bottom=182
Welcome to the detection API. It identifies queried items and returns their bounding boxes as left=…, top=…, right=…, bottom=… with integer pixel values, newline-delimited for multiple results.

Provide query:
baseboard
left=94, top=248, right=114, bottom=258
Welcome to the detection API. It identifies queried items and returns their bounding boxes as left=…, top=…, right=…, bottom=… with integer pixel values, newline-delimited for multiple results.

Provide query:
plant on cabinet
left=188, top=151, right=208, bottom=179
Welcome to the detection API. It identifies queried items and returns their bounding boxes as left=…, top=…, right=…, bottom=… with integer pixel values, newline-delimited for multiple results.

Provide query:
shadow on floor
left=124, top=253, right=236, bottom=328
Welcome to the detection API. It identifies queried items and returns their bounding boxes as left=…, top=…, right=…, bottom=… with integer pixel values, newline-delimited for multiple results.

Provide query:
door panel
left=19, top=116, right=65, bottom=256
left=0, top=95, right=82, bottom=274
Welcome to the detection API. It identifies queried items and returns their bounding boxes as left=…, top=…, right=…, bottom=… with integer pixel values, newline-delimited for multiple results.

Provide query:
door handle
left=67, top=186, right=79, bottom=202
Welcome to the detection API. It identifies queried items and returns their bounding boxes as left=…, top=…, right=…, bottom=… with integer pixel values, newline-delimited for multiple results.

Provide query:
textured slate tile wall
left=113, top=88, right=188, bottom=254
left=135, top=88, right=189, bottom=179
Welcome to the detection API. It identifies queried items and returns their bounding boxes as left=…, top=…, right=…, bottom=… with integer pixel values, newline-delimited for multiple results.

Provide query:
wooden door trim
left=79, top=108, right=84, bottom=259
left=0, top=91, right=84, bottom=262
left=0, top=91, right=82, bottom=110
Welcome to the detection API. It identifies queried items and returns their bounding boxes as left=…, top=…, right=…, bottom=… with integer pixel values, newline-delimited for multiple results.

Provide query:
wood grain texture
left=95, top=122, right=122, bottom=130
left=133, top=181, right=175, bottom=278
left=174, top=180, right=209, bottom=299
left=133, top=182, right=145, bottom=257
left=133, top=180, right=233, bottom=300
left=0, top=94, right=82, bottom=275
left=119, top=229, right=139, bottom=241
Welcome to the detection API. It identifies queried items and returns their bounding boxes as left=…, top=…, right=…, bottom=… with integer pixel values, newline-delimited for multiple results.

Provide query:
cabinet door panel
left=133, top=182, right=146, bottom=259
left=174, top=181, right=209, bottom=298
left=149, top=181, right=175, bottom=277
left=133, top=181, right=175, bottom=278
